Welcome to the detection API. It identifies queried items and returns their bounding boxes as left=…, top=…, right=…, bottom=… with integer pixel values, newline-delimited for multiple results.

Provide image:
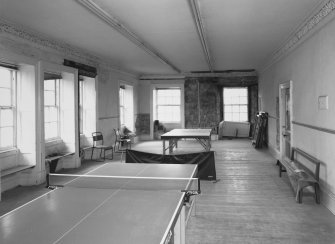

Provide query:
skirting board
left=267, top=144, right=335, bottom=215
left=320, top=185, right=335, bottom=215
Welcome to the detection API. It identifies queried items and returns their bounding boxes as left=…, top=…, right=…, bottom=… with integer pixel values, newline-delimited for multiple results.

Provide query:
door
left=279, top=82, right=292, bottom=159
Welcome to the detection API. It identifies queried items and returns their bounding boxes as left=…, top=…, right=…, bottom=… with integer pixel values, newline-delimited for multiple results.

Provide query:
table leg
left=169, top=139, right=173, bottom=154
left=206, top=138, right=211, bottom=151
left=48, top=159, right=59, bottom=173
left=163, top=140, right=166, bottom=155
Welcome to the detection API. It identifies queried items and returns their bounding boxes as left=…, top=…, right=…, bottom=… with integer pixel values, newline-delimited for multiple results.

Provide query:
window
left=119, top=86, right=125, bottom=126
left=44, top=75, right=60, bottom=140
left=154, top=88, right=181, bottom=123
left=223, top=87, right=248, bottom=122
left=0, top=66, right=16, bottom=149
left=79, top=78, right=84, bottom=134
left=119, top=84, right=134, bottom=130
left=79, top=75, right=96, bottom=136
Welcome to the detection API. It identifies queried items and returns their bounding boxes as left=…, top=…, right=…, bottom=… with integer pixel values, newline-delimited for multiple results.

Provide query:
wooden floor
left=1, top=139, right=335, bottom=243
left=185, top=139, right=335, bottom=244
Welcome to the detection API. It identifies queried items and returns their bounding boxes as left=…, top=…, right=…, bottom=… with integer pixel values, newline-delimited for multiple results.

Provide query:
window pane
left=240, top=113, right=248, bottom=121
left=240, top=105, right=248, bottom=113
left=44, top=79, right=55, bottom=90
left=0, top=109, right=14, bottom=127
left=157, top=89, right=180, bottom=105
left=231, top=96, right=239, bottom=104
left=0, top=127, right=14, bottom=147
left=225, top=113, right=232, bottom=121
left=232, top=113, right=240, bottom=121
left=0, top=88, right=12, bottom=106
left=44, top=91, right=55, bottom=106
left=0, top=68, right=11, bottom=88
left=119, top=88, right=125, bottom=106
left=224, top=105, right=232, bottom=113
left=45, top=107, right=58, bottom=123
left=239, top=89, right=248, bottom=97
left=157, top=105, right=180, bottom=122
left=239, top=96, right=248, bottom=104
left=223, top=88, right=248, bottom=122
left=45, top=122, right=58, bottom=139
left=224, top=96, right=231, bottom=104
left=120, top=107, right=124, bottom=125
left=155, top=88, right=181, bottom=122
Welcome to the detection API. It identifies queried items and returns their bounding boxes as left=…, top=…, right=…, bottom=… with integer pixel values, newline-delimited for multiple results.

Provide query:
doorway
left=279, top=82, right=292, bottom=159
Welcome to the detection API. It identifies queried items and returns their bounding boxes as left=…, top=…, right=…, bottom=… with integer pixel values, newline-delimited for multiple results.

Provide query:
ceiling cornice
left=262, top=0, right=335, bottom=72
left=77, top=0, right=181, bottom=73
left=188, top=0, right=214, bottom=72
left=140, top=70, right=258, bottom=80
left=0, top=18, right=138, bottom=78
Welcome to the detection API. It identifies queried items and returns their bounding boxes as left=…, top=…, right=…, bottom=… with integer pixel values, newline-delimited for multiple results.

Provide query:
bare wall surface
left=0, top=22, right=139, bottom=191
left=184, top=77, right=258, bottom=131
left=259, top=14, right=335, bottom=213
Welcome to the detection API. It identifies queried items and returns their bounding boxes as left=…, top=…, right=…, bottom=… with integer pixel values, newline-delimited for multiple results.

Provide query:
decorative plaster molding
left=0, top=18, right=138, bottom=78
left=140, top=70, right=258, bottom=80
left=0, top=19, right=98, bottom=64
left=263, top=0, right=335, bottom=71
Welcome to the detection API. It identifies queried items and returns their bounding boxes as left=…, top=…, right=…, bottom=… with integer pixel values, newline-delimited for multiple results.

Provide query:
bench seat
left=45, top=152, right=74, bottom=173
left=277, top=147, right=320, bottom=204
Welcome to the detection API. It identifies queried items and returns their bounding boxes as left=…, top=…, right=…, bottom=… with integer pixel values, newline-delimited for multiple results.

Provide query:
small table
left=161, top=129, right=212, bottom=155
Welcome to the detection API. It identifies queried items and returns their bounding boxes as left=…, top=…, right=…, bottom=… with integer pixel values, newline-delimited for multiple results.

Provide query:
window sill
left=0, top=148, right=19, bottom=158
left=45, top=138, right=63, bottom=147
left=1, top=165, right=34, bottom=177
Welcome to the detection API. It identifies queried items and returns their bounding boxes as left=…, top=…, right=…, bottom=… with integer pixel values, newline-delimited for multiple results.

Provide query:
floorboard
left=0, top=138, right=335, bottom=243
left=185, top=139, right=335, bottom=244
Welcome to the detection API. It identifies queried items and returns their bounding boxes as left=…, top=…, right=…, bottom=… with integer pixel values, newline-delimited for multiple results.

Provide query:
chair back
left=92, top=132, right=104, bottom=146
left=113, top=129, right=121, bottom=140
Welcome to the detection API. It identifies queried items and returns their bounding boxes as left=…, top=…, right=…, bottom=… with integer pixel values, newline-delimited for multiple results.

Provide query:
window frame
left=119, top=85, right=125, bottom=126
left=79, top=78, right=84, bottom=134
left=154, top=88, right=181, bottom=123
left=0, top=66, right=17, bottom=150
left=223, top=87, right=249, bottom=122
left=44, top=77, right=60, bottom=141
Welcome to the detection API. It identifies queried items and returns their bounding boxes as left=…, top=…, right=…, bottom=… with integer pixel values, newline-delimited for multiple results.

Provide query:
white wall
left=96, top=66, right=138, bottom=146
left=259, top=14, right=335, bottom=213
left=0, top=21, right=139, bottom=194
left=138, top=79, right=185, bottom=140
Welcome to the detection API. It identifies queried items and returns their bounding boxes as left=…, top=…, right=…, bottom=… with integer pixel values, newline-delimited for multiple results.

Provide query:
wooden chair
left=113, top=128, right=131, bottom=153
left=91, top=132, right=113, bottom=161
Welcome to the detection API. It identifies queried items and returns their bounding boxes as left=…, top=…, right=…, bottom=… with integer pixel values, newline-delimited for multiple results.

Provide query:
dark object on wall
left=135, top=113, right=150, bottom=135
left=63, top=59, right=97, bottom=78
left=251, top=112, right=268, bottom=148
left=125, top=150, right=216, bottom=181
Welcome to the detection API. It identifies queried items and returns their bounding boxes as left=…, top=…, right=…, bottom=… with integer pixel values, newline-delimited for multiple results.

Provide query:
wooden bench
left=45, top=152, right=74, bottom=173
left=277, top=147, right=320, bottom=204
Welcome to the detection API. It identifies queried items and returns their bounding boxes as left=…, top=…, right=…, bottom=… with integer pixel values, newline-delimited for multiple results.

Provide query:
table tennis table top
left=161, top=129, right=212, bottom=139
left=0, top=163, right=198, bottom=244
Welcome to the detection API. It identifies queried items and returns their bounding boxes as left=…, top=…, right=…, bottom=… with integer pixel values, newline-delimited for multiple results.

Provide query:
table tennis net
left=47, top=173, right=200, bottom=192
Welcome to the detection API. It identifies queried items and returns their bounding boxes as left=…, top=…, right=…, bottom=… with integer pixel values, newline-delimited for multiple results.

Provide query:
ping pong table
left=161, top=129, right=212, bottom=155
left=0, top=163, right=199, bottom=244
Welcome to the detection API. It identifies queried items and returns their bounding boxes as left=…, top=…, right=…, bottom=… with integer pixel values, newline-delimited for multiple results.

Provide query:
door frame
left=279, top=80, right=293, bottom=159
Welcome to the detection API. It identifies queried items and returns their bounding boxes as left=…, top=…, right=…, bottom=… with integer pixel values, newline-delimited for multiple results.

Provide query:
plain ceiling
left=0, top=0, right=324, bottom=76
